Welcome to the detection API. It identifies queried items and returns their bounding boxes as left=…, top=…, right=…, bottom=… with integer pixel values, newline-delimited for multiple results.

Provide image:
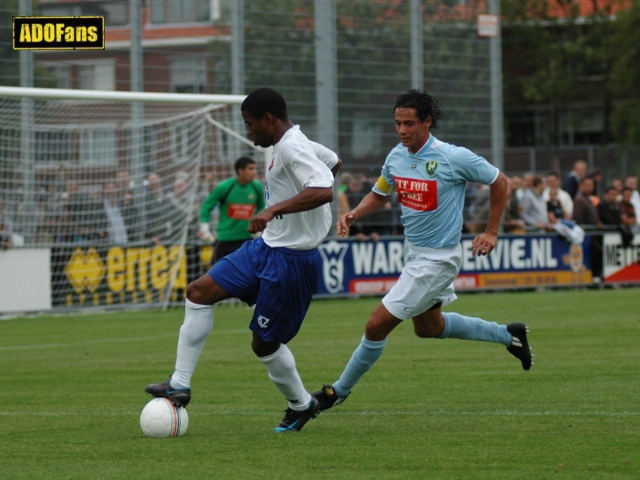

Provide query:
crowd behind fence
left=2, top=157, right=638, bottom=251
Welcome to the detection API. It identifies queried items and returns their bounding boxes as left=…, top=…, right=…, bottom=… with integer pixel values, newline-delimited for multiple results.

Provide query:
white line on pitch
left=1, top=410, right=639, bottom=417
left=0, top=334, right=176, bottom=351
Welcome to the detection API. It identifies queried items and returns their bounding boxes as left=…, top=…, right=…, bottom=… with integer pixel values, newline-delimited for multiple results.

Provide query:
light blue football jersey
left=372, top=135, right=499, bottom=249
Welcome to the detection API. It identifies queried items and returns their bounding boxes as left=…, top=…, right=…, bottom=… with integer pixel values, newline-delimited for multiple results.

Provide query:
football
left=140, top=398, right=189, bottom=438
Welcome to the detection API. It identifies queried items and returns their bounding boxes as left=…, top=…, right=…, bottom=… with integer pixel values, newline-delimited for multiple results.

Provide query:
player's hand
left=472, top=232, right=497, bottom=257
left=336, top=212, right=357, bottom=237
left=198, top=222, right=216, bottom=243
left=249, top=210, right=275, bottom=233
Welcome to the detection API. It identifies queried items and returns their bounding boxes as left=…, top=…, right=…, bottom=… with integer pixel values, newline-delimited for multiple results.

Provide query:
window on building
left=40, top=2, right=129, bottom=27
left=42, top=64, right=71, bottom=89
left=150, top=0, right=211, bottom=24
left=80, top=129, right=116, bottom=164
left=34, top=131, right=71, bottom=164
left=169, top=57, right=207, bottom=93
left=77, top=61, right=116, bottom=91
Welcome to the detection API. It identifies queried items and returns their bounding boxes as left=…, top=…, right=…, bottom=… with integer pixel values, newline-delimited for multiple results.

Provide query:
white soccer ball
left=140, top=398, right=189, bottom=438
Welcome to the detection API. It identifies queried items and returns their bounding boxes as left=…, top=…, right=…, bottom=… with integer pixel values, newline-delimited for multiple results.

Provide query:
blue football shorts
left=208, top=237, right=321, bottom=343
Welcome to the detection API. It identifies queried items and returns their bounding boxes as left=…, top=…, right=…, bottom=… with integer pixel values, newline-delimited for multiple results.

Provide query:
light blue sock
left=439, top=312, right=511, bottom=346
left=332, top=335, right=387, bottom=398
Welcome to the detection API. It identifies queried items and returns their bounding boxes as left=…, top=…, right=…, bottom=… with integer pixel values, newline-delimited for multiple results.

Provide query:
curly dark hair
left=394, top=89, right=443, bottom=129
left=241, top=87, right=289, bottom=122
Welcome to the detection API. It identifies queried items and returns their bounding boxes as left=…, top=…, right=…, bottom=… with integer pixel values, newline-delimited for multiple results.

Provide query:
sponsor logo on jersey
left=393, top=176, right=438, bottom=211
left=227, top=204, right=256, bottom=220
left=411, top=164, right=417, bottom=168
left=426, top=160, right=438, bottom=176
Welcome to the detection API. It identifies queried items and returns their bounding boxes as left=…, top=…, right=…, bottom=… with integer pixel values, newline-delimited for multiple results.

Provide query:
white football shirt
left=262, top=125, right=337, bottom=250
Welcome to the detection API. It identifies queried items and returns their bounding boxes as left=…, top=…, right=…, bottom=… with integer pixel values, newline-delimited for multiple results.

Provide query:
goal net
left=0, top=86, right=261, bottom=312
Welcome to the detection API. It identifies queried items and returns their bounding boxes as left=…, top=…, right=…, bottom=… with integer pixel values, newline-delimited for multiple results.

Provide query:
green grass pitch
left=1, top=289, right=639, bottom=479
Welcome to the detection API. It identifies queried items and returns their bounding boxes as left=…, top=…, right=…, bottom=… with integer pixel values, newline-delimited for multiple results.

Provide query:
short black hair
left=605, top=186, right=618, bottom=194
left=241, top=88, right=289, bottom=122
left=547, top=171, right=560, bottom=179
left=234, top=156, right=255, bottom=174
left=394, top=89, right=443, bottom=129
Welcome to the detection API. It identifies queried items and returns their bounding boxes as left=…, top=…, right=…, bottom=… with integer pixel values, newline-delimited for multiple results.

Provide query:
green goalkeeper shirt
left=200, top=177, right=265, bottom=242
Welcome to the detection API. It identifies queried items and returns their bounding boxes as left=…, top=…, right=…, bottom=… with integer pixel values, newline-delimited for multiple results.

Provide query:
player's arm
left=249, top=186, right=333, bottom=233
left=337, top=175, right=393, bottom=237
left=471, top=171, right=508, bottom=257
left=200, top=185, right=224, bottom=223
left=331, top=157, right=343, bottom=178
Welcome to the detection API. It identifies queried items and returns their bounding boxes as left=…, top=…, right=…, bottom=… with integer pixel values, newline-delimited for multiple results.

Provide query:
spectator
left=503, top=179, right=525, bottom=233
left=599, top=186, right=634, bottom=248
left=562, top=160, right=587, bottom=199
left=510, top=175, right=522, bottom=200
left=471, top=184, right=492, bottom=233
left=620, top=187, right=637, bottom=227
left=344, top=173, right=371, bottom=240
left=547, top=187, right=569, bottom=224
left=166, top=173, right=198, bottom=243
left=198, top=157, right=265, bottom=263
left=0, top=201, right=14, bottom=249
left=462, top=181, right=478, bottom=233
left=589, top=168, right=604, bottom=197
left=145, top=172, right=171, bottom=245
left=597, top=186, right=621, bottom=227
left=573, top=177, right=602, bottom=228
left=624, top=174, right=640, bottom=224
left=612, top=177, right=624, bottom=198
left=521, top=175, right=548, bottom=229
left=337, top=172, right=352, bottom=217
left=116, top=170, right=133, bottom=198
left=61, top=180, right=103, bottom=242
left=102, top=182, right=127, bottom=244
left=573, top=177, right=604, bottom=280
left=338, top=171, right=352, bottom=194
left=518, top=172, right=533, bottom=203
left=543, top=172, right=573, bottom=219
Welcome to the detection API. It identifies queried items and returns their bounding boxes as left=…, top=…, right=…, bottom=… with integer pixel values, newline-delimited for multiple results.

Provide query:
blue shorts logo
left=257, top=315, right=270, bottom=328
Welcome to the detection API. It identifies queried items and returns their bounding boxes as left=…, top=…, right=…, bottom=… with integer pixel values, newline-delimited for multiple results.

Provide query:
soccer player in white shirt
left=146, top=88, right=342, bottom=432
left=312, top=89, right=532, bottom=412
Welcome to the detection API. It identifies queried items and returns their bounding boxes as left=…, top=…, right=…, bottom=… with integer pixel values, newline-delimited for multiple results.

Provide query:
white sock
left=260, top=344, right=311, bottom=411
left=170, top=299, right=214, bottom=389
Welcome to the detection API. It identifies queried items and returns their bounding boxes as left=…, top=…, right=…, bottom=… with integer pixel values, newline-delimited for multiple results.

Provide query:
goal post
left=0, top=86, right=266, bottom=313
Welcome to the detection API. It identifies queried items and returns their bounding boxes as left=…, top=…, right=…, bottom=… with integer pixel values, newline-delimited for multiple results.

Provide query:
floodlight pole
left=490, top=0, right=504, bottom=170
left=315, top=0, right=338, bottom=232
left=130, top=0, right=146, bottom=242
left=231, top=0, right=245, bottom=161
left=19, top=0, right=35, bottom=244
left=410, top=0, right=424, bottom=89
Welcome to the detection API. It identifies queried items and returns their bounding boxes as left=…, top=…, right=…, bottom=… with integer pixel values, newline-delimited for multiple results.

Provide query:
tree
left=611, top=0, right=640, bottom=144
left=502, top=0, right=622, bottom=146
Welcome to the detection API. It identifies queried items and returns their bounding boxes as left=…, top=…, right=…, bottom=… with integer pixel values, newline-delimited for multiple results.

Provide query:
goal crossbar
left=0, top=86, right=246, bottom=105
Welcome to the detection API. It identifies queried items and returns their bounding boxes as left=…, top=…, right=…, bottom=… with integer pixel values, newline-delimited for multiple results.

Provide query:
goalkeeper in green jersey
left=198, top=157, right=265, bottom=262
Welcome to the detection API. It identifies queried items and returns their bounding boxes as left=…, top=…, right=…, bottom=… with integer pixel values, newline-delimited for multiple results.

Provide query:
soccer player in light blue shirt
left=311, top=89, right=533, bottom=412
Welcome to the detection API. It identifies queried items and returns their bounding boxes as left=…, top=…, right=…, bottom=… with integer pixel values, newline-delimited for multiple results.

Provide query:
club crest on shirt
left=268, top=158, right=275, bottom=171
left=426, top=160, right=438, bottom=177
